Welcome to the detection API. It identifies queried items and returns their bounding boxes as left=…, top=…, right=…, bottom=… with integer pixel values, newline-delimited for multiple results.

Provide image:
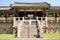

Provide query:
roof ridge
left=14, top=2, right=48, bottom=4
left=0, top=6, right=10, bottom=8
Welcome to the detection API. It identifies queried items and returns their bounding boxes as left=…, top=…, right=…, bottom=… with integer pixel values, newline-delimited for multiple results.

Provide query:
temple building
left=0, top=2, right=60, bottom=38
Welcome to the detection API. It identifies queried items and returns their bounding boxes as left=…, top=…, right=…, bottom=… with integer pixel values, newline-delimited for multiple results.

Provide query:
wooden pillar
left=3, top=10, right=8, bottom=22
left=46, top=10, right=48, bottom=17
left=3, top=10, right=5, bottom=17
left=13, top=8, right=16, bottom=17
left=25, top=9, right=26, bottom=17
left=53, top=10, right=55, bottom=17
left=13, top=10, right=15, bottom=17
left=35, top=9, right=36, bottom=17
left=3, top=10, right=5, bottom=22
left=16, top=10, right=18, bottom=17
left=42, top=8, right=47, bottom=17
left=42, top=11, right=44, bottom=17
left=3, top=10, right=4, bottom=17
left=25, top=8, right=27, bottom=17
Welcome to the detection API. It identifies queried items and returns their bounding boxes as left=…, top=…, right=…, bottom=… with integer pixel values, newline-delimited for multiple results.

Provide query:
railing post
left=37, top=17, right=38, bottom=21
left=13, top=17, right=16, bottom=27
left=17, top=21, right=22, bottom=38
left=13, top=17, right=16, bottom=34
left=14, top=17, right=15, bottom=22
left=41, top=17, right=42, bottom=21
left=57, top=18, right=58, bottom=22
left=17, top=17, right=23, bottom=38
left=57, top=18, right=58, bottom=34
left=30, top=19, right=31, bottom=26
left=46, top=17, right=48, bottom=34
left=4, top=17, right=6, bottom=23
left=36, top=17, right=43, bottom=38
left=46, top=17, right=48, bottom=27
left=23, top=17, right=24, bottom=21
left=26, top=17, right=32, bottom=38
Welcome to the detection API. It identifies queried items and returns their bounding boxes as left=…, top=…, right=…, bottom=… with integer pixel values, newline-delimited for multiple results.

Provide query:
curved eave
left=0, top=7, right=11, bottom=10
left=11, top=6, right=49, bottom=8
left=11, top=2, right=49, bottom=8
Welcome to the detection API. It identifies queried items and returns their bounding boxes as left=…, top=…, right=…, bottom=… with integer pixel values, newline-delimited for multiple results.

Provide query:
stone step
left=23, top=21, right=36, bottom=25
left=17, top=20, right=46, bottom=38
left=20, top=25, right=38, bottom=38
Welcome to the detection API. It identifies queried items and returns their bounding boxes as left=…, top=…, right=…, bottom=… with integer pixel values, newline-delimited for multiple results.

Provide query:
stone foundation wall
left=43, top=21, right=60, bottom=33
left=0, top=22, right=13, bottom=34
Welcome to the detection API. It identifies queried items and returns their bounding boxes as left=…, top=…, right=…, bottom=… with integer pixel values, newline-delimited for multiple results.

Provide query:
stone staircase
left=20, top=20, right=37, bottom=38
left=14, top=17, right=47, bottom=38
left=17, top=20, right=46, bottom=38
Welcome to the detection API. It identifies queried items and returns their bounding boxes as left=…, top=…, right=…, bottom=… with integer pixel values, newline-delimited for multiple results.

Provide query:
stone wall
left=0, top=22, right=13, bottom=34
left=43, top=21, right=60, bottom=33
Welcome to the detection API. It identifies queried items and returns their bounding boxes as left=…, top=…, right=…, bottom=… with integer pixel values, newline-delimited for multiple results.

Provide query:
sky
left=0, top=0, right=60, bottom=6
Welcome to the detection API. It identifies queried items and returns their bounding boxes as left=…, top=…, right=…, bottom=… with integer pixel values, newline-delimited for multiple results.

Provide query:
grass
left=0, top=34, right=60, bottom=38
left=43, top=33, right=60, bottom=38
left=0, top=34, right=15, bottom=38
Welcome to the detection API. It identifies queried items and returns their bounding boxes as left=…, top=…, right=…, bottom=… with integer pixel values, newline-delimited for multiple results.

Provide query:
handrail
left=14, top=17, right=46, bottom=18
left=36, top=18, right=40, bottom=38
left=17, top=20, right=24, bottom=38
left=14, top=17, right=46, bottom=21
left=36, top=17, right=44, bottom=38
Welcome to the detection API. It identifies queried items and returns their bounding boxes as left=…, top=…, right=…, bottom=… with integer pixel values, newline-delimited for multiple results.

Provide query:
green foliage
left=43, top=33, right=60, bottom=38
left=0, top=34, right=60, bottom=38
left=0, top=34, right=15, bottom=38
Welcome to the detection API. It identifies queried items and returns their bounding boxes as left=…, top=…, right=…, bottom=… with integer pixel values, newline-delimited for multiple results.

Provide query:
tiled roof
left=11, top=2, right=50, bottom=7
left=0, top=6, right=11, bottom=10
left=50, top=6, right=60, bottom=10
